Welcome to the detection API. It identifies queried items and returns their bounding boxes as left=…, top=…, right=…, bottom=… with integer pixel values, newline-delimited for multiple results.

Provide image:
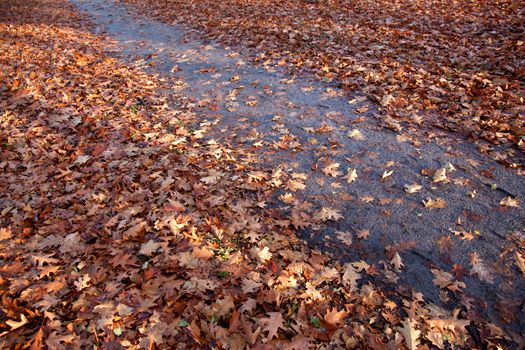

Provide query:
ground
left=0, top=0, right=524, bottom=349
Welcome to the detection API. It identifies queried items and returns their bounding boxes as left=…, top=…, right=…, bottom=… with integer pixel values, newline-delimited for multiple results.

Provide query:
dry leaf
left=390, top=252, right=403, bottom=272
left=261, top=312, right=285, bottom=341
left=6, top=314, right=28, bottom=331
left=382, top=170, right=394, bottom=179
left=404, top=184, right=422, bottom=194
left=343, top=168, right=357, bottom=183
left=516, top=252, right=525, bottom=275
left=324, top=307, right=348, bottom=325
left=423, top=197, right=446, bottom=209
left=396, top=318, right=421, bottom=350
left=500, top=196, right=519, bottom=207
left=433, top=168, right=447, bottom=183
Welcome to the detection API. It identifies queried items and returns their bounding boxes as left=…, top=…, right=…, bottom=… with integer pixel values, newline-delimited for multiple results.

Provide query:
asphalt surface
left=71, top=0, right=525, bottom=334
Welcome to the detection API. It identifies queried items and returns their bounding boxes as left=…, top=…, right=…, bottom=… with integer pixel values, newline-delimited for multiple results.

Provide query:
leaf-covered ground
left=124, top=0, right=525, bottom=169
left=1, top=0, right=525, bottom=349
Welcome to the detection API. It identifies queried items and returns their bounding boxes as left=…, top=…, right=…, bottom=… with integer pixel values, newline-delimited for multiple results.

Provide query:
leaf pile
left=124, top=0, right=525, bottom=167
left=0, top=0, right=522, bottom=348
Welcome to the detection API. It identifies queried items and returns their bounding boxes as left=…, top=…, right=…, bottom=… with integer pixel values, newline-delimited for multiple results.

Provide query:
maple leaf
left=396, top=318, right=421, bottom=350
left=261, top=312, right=285, bottom=341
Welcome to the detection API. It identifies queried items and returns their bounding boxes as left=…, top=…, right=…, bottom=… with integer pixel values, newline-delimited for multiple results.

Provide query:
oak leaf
left=324, top=307, right=348, bottom=325
left=515, top=251, right=525, bottom=275
left=261, top=312, right=285, bottom=341
left=396, top=318, right=421, bottom=350
left=390, top=252, right=403, bottom=272
left=139, top=240, right=162, bottom=256
left=500, top=196, right=519, bottom=207
left=343, top=168, right=357, bottom=183
left=433, top=167, right=447, bottom=182
left=313, top=207, right=342, bottom=222
left=404, top=184, right=422, bottom=194
left=322, top=162, right=342, bottom=177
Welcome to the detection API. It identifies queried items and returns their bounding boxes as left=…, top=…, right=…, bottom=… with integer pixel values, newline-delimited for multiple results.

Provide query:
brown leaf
left=261, top=312, right=285, bottom=341
left=396, top=318, right=421, bottom=350
left=324, top=307, right=348, bottom=325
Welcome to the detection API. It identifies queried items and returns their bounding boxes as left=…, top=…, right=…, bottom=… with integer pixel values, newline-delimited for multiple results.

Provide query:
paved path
left=72, top=0, right=525, bottom=332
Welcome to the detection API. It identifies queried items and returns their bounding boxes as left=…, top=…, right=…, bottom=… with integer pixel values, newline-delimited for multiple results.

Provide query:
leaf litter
left=1, top=0, right=525, bottom=349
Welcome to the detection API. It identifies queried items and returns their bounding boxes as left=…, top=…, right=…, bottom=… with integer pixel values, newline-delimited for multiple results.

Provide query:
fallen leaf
left=516, top=252, right=525, bottom=275
left=139, top=240, right=162, bottom=256
left=252, top=246, right=273, bottom=263
left=6, top=314, right=28, bottom=331
left=390, top=252, right=403, bottom=272
left=423, top=197, right=446, bottom=209
left=261, top=312, right=285, bottom=341
left=347, top=129, right=364, bottom=140
left=404, top=184, right=422, bottom=194
left=396, top=318, right=421, bottom=350
left=433, top=168, right=447, bottom=183
left=382, top=170, right=394, bottom=179
left=500, top=196, right=519, bottom=207
left=324, top=307, right=348, bottom=325
left=343, top=168, right=357, bottom=183
left=357, top=229, right=370, bottom=239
